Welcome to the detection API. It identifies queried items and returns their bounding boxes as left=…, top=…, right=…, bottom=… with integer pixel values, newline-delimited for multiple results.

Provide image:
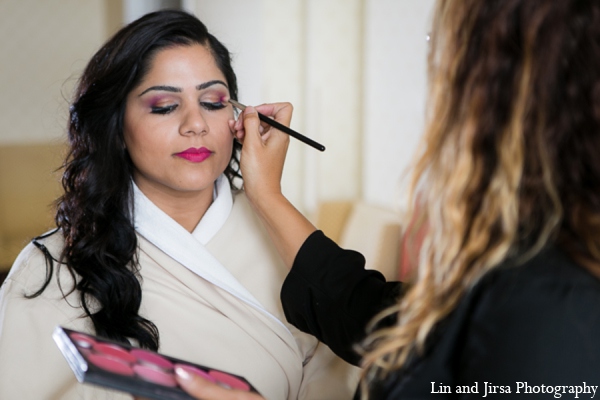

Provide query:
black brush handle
left=257, top=113, right=326, bottom=152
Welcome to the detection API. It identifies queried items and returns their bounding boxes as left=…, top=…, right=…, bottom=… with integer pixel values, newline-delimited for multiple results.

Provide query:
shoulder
left=5, top=230, right=66, bottom=291
left=212, top=189, right=282, bottom=268
left=374, top=248, right=600, bottom=396
left=472, top=246, right=600, bottom=315
left=0, top=230, right=83, bottom=323
left=457, top=246, right=600, bottom=380
left=212, top=190, right=293, bottom=286
left=226, top=190, right=268, bottom=237
left=231, top=189, right=252, bottom=211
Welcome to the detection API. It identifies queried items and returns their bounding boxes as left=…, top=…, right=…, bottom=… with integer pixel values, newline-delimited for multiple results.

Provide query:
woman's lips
left=174, top=147, right=212, bottom=163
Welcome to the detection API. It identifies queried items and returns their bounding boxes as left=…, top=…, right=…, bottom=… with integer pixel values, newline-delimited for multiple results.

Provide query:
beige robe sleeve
left=0, top=236, right=132, bottom=400
left=206, top=192, right=361, bottom=400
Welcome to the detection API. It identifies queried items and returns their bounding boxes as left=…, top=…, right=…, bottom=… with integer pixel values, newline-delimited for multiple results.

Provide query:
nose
left=179, top=107, right=208, bottom=136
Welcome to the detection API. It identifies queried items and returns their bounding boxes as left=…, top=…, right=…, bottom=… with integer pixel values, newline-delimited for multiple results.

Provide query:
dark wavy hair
left=29, top=10, right=241, bottom=350
left=361, top=0, right=600, bottom=396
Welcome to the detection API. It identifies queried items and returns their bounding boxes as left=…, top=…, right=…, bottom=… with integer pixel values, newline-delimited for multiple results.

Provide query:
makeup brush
left=228, top=99, right=325, bottom=152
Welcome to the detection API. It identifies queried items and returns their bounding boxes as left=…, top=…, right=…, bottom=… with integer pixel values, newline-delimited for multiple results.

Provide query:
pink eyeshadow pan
left=209, top=370, right=250, bottom=391
left=69, top=333, right=96, bottom=348
left=87, top=353, right=135, bottom=376
left=133, top=364, right=177, bottom=387
left=130, top=349, right=174, bottom=370
left=174, top=364, right=216, bottom=383
left=93, top=343, right=137, bottom=364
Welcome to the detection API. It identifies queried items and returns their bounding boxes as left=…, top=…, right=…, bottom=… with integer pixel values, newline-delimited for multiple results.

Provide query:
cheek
left=123, top=120, right=165, bottom=169
left=123, top=128, right=135, bottom=152
left=217, top=133, right=235, bottom=165
left=123, top=108, right=146, bottom=153
left=124, top=107, right=172, bottom=153
left=208, top=115, right=234, bottom=147
left=123, top=123, right=145, bottom=159
left=212, top=128, right=235, bottom=172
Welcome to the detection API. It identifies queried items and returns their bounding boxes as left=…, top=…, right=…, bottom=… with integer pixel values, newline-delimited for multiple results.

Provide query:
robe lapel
left=132, top=183, right=289, bottom=333
left=137, top=236, right=305, bottom=399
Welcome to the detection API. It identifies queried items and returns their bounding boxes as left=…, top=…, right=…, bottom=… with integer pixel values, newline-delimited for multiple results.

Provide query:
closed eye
left=151, top=104, right=178, bottom=114
left=200, top=102, right=226, bottom=111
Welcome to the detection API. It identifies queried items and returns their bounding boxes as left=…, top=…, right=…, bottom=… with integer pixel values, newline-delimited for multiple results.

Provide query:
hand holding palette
left=53, top=326, right=261, bottom=400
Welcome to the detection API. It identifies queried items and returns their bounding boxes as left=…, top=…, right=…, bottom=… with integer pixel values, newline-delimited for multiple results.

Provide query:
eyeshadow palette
left=53, top=326, right=260, bottom=400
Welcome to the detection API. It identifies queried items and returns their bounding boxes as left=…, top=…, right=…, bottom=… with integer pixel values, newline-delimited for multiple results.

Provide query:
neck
left=134, top=181, right=214, bottom=233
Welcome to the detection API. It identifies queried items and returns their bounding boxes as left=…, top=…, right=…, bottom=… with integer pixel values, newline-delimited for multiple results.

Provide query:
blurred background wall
left=0, top=0, right=434, bottom=270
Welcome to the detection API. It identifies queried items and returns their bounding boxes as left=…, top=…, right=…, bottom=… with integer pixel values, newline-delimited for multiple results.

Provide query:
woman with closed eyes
left=0, top=10, right=358, bottom=400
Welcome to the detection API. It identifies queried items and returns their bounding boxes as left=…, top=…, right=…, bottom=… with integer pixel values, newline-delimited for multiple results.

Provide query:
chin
left=172, top=179, right=218, bottom=193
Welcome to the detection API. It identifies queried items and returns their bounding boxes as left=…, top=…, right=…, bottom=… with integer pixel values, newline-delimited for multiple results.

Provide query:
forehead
left=141, top=44, right=226, bottom=85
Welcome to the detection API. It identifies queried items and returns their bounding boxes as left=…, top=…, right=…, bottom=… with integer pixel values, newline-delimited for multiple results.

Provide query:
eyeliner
left=228, top=99, right=325, bottom=152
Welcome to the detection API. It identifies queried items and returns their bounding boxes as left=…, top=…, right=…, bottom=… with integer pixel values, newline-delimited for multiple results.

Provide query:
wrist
left=248, top=188, right=285, bottom=214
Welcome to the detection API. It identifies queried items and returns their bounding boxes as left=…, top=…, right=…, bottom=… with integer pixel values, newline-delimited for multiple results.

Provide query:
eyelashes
left=201, top=102, right=227, bottom=111
left=150, top=102, right=227, bottom=115
left=151, top=105, right=177, bottom=115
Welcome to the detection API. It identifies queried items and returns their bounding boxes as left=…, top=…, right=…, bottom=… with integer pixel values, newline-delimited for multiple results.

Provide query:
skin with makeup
left=124, top=43, right=235, bottom=232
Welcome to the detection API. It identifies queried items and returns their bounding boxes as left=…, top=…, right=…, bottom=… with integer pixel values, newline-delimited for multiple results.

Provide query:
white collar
left=131, top=177, right=290, bottom=333
left=191, top=174, right=232, bottom=245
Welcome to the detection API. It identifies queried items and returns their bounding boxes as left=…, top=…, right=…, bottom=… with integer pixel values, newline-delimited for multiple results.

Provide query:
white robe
left=0, top=181, right=360, bottom=400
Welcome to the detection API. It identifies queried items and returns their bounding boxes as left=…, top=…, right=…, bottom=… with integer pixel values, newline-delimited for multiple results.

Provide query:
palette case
left=53, top=326, right=261, bottom=400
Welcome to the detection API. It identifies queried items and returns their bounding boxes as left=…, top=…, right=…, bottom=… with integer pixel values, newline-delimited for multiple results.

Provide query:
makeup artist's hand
left=229, top=102, right=292, bottom=204
left=230, top=102, right=317, bottom=268
left=175, top=367, right=265, bottom=400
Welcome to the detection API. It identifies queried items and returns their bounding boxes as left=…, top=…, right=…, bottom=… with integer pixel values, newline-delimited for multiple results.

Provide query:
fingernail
left=175, top=366, right=192, bottom=380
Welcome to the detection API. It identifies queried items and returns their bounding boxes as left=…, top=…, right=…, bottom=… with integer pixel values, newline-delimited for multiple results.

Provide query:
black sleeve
left=280, top=230, right=403, bottom=365
left=376, top=248, right=600, bottom=398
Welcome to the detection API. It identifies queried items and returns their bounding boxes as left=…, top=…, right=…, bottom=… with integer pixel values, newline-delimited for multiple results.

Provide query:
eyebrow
left=138, top=80, right=228, bottom=97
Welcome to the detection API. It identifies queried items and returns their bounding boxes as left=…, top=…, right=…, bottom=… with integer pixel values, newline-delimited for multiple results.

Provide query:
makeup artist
left=179, top=0, right=600, bottom=399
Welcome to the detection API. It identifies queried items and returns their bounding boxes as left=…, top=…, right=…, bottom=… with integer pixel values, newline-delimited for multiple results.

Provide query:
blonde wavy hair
left=360, top=0, right=600, bottom=396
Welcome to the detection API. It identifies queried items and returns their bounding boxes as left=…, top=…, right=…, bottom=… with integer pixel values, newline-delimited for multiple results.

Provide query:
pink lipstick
left=175, top=147, right=212, bottom=163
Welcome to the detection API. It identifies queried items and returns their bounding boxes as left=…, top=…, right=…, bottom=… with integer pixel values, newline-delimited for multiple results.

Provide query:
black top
left=281, top=231, right=600, bottom=399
